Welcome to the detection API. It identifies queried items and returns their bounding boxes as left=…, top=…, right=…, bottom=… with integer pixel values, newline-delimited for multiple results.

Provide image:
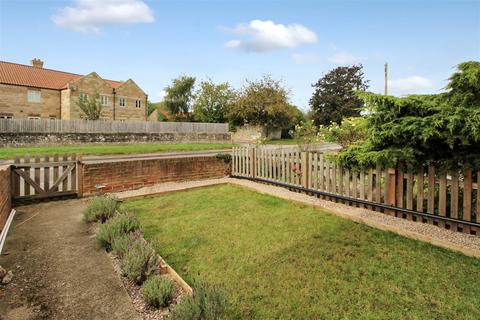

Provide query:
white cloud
left=223, top=20, right=317, bottom=52
left=291, top=52, right=320, bottom=64
left=328, top=51, right=364, bottom=65
left=52, top=0, right=154, bottom=33
left=388, top=76, right=433, bottom=95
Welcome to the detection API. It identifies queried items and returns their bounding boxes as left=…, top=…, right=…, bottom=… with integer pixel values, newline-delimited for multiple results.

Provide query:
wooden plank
left=62, top=154, right=69, bottom=192
left=71, top=154, right=77, bottom=191
left=13, top=156, right=20, bottom=197
left=23, top=155, right=30, bottom=196
left=14, top=169, right=44, bottom=194
left=53, top=154, right=59, bottom=192
left=325, top=159, right=331, bottom=193
left=345, top=169, right=350, bottom=199
left=439, top=173, right=447, bottom=217
left=416, top=167, right=424, bottom=213
left=313, top=153, right=318, bottom=189
left=396, top=165, right=404, bottom=209
left=375, top=166, right=381, bottom=204
left=450, top=172, right=459, bottom=219
left=319, top=155, right=325, bottom=191
left=338, top=165, right=343, bottom=195
left=331, top=162, right=337, bottom=194
left=34, top=155, right=41, bottom=195
left=463, top=169, right=472, bottom=224
left=406, top=165, right=414, bottom=212
left=427, top=165, right=435, bottom=215
left=44, top=154, right=50, bottom=192
left=352, top=170, right=357, bottom=200
left=359, top=170, right=365, bottom=208
left=281, top=149, right=286, bottom=182
left=367, top=168, right=373, bottom=210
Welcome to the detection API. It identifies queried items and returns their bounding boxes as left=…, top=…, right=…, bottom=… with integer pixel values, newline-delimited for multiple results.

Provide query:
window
left=79, top=92, right=89, bottom=102
left=0, top=115, right=12, bottom=119
left=119, top=97, right=126, bottom=107
left=101, top=95, right=108, bottom=106
left=135, top=100, right=141, bottom=109
left=28, top=116, right=40, bottom=120
left=27, top=90, right=41, bottom=103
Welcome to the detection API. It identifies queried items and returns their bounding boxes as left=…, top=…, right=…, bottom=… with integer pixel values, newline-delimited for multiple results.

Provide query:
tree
left=77, top=92, right=102, bottom=120
left=337, top=61, right=480, bottom=169
left=164, top=76, right=196, bottom=120
left=228, top=75, right=298, bottom=130
left=310, top=65, right=369, bottom=126
left=193, top=80, right=236, bottom=123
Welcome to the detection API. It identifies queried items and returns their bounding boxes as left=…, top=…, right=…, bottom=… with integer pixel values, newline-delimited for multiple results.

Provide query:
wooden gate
left=11, top=154, right=79, bottom=203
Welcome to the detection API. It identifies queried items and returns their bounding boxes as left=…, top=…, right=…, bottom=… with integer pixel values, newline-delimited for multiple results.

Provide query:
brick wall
left=0, top=165, right=11, bottom=231
left=81, top=156, right=231, bottom=195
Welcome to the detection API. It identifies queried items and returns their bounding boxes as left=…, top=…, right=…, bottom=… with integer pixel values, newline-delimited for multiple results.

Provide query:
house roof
left=0, top=61, right=123, bottom=90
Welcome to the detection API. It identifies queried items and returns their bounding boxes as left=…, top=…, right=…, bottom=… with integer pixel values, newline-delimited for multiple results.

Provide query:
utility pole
left=384, top=63, right=388, bottom=95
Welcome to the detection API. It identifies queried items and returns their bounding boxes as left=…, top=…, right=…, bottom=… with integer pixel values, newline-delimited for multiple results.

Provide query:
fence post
left=301, top=151, right=309, bottom=188
left=77, top=155, right=84, bottom=198
left=386, top=167, right=396, bottom=214
left=249, top=146, right=256, bottom=178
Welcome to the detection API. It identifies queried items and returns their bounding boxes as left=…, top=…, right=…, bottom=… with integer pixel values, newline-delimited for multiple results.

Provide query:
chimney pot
left=31, top=58, right=44, bottom=68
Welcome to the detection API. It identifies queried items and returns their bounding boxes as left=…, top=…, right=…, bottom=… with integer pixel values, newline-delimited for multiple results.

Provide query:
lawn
left=0, top=143, right=233, bottom=159
left=123, top=184, right=480, bottom=320
left=265, top=138, right=297, bottom=145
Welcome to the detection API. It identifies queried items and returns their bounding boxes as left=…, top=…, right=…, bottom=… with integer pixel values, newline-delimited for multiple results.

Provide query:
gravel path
left=0, top=200, right=141, bottom=320
left=114, top=177, right=480, bottom=258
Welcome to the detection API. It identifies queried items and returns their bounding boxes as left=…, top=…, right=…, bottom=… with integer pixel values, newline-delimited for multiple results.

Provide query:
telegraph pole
left=384, top=63, right=388, bottom=95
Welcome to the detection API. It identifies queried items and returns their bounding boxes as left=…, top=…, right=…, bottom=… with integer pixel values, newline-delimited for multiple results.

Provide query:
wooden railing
left=232, top=145, right=480, bottom=235
left=0, top=118, right=229, bottom=134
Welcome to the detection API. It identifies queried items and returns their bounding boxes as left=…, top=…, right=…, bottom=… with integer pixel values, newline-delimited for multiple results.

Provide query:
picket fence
left=0, top=118, right=229, bottom=134
left=232, top=145, right=480, bottom=235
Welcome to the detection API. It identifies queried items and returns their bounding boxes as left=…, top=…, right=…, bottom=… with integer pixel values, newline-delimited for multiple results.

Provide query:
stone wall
left=0, top=165, right=11, bottom=231
left=0, top=84, right=61, bottom=119
left=81, top=156, right=230, bottom=195
left=232, top=125, right=281, bottom=143
left=0, top=132, right=232, bottom=147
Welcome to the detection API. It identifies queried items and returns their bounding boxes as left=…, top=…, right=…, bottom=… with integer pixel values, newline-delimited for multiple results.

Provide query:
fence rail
left=0, top=119, right=229, bottom=134
left=232, top=145, right=480, bottom=235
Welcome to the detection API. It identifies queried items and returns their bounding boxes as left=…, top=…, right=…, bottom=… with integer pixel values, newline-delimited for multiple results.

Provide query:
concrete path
left=0, top=200, right=140, bottom=320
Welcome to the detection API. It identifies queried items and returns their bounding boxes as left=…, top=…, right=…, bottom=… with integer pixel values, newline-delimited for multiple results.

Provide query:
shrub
left=111, top=232, right=135, bottom=258
left=120, top=239, right=158, bottom=284
left=170, top=282, right=230, bottom=320
left=142, top=275, right=176, bottom=308
left=96, top=213, right=140, bottom=249
left=83, top=196, right=118, bottom=223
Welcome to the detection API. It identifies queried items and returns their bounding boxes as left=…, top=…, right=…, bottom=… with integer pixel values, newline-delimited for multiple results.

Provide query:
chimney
left=30, top=58, right=44, bottom=68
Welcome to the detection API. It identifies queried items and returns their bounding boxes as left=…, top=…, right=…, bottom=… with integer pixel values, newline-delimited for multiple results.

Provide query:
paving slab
left=0, top=199, right=140, bottom=320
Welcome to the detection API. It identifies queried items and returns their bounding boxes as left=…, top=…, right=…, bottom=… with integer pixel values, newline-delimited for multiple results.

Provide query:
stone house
left=0, top=59, right=148, bottom=121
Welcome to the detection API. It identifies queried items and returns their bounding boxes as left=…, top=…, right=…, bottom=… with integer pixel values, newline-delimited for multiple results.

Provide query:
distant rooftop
left=0, top=59, right=123, bottom=90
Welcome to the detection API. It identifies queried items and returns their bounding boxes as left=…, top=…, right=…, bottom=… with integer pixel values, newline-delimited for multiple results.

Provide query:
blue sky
left=1, top=0, right=479, bottom=110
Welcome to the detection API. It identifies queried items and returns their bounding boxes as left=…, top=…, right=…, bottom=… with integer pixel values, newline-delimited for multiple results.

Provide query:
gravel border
left=113, top=177, right=480, bottom=258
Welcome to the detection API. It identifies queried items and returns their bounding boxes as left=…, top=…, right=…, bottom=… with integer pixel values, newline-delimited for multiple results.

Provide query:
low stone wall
left=0, top=165, right=11, bottom=231
left=81, top=156, right=231, bottom=196
left=232, top=125, right=281, bottom=143
left=0, top=132, right=232, bottom=147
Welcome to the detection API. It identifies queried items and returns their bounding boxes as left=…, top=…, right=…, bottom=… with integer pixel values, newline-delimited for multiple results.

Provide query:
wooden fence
left=0, top=118, right=229, bottom=134
left=11, top=154, right=79, bottom=204
left=232, top=145, right=480, bottom=235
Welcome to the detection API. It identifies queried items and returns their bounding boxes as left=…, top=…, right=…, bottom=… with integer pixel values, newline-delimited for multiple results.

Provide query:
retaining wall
left=81, top=156, right=231, bottom=196
left=0, top=165, right=11, bottom=231
left=0, top=132, right=231, bottom=147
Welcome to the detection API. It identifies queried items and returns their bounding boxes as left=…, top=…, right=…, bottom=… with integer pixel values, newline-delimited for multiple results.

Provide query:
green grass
left=123, top=185, right=480, bottom=320
left=265, top=138, right=297, bottom=145
left=0, top=143, right=233, bottom=159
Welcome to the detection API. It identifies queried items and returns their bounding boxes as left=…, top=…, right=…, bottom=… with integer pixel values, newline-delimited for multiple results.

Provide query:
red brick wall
left=0, top=165, right=11, bottom=231
left=81, top=156, right=230, bottom=195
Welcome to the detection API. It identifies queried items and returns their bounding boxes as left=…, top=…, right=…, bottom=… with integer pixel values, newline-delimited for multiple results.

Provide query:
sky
left=0, top=0, right=479, bottom=110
